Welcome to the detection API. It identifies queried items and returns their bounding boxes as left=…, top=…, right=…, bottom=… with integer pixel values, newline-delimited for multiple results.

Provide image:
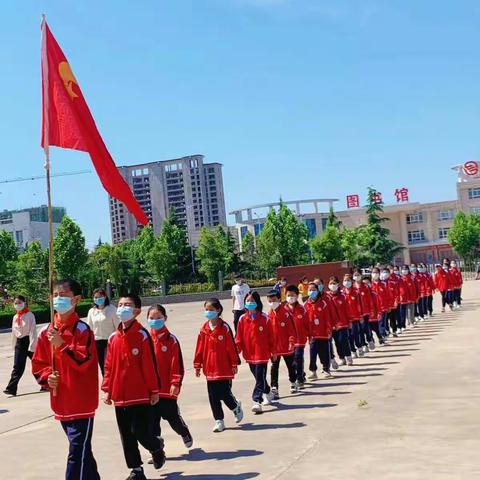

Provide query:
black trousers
left=388, top=308, right=399, bottom=333
left=153, top=398, right=190, bottom=438
left=361, top=316, right=373, bottom=342
left=270, top=354, right=296, bottom=387
left=5, top=336, right=33, bottom=395
left=441, top=291, right=453, bottom=308
left=453, top=288, right=462, bottom=305
left=248, top=363, right=271, bottom=403
left=95, top=340, right=108, bottom=376
left=233, top=310, right=244, bottom=333
left=115, top=404, right=162, bottom=469
left=207, top=380, right=239, bottom=420
left=369, top=321, right=383, bottom=343
left=333, top=328, right=351, bottom=359
left=309, top=339, right=330, bottom=373
left=293, top=346, right=305, bottom=382
left=427, top=295, right=433, bottom=314
left=61, top=418, right=100, bottom=480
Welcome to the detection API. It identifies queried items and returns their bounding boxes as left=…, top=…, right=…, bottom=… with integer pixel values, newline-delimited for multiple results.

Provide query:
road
left=0, top=282, right=479, bottom=479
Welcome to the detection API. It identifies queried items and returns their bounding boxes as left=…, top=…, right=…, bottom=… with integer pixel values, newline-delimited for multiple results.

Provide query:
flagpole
left=41, top=14, right=57, bottom=395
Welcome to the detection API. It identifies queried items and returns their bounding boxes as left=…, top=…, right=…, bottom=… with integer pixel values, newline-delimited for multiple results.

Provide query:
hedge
left=168, top=279, right=274, bottom=295
left=0, top=300, right=93, bottom=330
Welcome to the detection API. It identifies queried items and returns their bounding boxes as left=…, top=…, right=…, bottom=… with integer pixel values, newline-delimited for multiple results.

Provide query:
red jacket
left=235, top=311, right=274, bottom=364
left=341, top=287, right=362, bottom=321
left=151, top=326, right=184, bottom=399
left=416, top=273, right=430, bottom=298
left=386, top=277, right=399, bottom=308
left=369, top=291, right=381, bottom=322
left=285, top=302, right=309, bottom=347
left=450, top=267, right=463, bottom=289
left=434, top=269, right=453, bottom=292
left=32, top=312, right=99, bottom=421
left=371, top=280, right=392, bottom=313
left=268, top=305, right=297, bottom=356
left=328, top=291, right=353, bottom=328
left=425, top=272, right=436, bottom=296
left=304, top=295, right=335, bottom=339
left=194, top=319, right=240, bottom=380
left=399, top=274, right=417, bottom=303
left=354, top=283, right=375, bottom=318
left=102, top=320, right=159, bottom=407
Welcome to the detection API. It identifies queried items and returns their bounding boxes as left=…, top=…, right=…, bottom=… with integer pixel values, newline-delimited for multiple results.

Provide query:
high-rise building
left=109, top=154, right=227, bottom=244
left=0, top=205, right=66, bottom=250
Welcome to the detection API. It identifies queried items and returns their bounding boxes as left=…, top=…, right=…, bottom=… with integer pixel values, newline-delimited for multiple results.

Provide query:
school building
left=230, top=164, right=480, bottom=265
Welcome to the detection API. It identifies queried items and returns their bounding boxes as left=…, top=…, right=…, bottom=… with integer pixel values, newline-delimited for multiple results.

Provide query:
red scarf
left=16, top=308, right=29, bottom=326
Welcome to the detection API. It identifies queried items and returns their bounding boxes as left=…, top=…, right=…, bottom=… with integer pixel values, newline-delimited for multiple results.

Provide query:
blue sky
left=1, top=0, right=480, bottom=248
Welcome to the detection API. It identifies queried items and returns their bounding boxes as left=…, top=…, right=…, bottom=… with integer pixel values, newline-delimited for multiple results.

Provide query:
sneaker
left=213, top=419, right=225, bottom=432
left=393, top=332, right=398, bottom=337
left=341, top=358, right=347, bottom=366
left=368, top=341, right=376, bottom=351
left=441, top=308, right=445, bottom=313
left=290, top=382, right=298, bottom=394
left=331, top=358, right=339, bottom=370
left=233, top=401, right=244, bottom=423
left=126, top=468, right=147, bottom=480
left=271, top=387, right=280, bottom=400
left=182, top=431, right=193, bottom=448
left=347, top=356, right=353, bottom=366
left=363, top=345, right=369, bottom=353
left=151, top=446, right=166, bottom=469
left=263, top=391, right=275, bottom=405
left=307, top=371, right=318, bottom=380
left=322, top=370, right=334, bottom=379
left=453, top=301, right=458, bottom=309
left=251, top=402, right=263, bottom=414
left=353, top=351, right=359, bottom=359
left=296, top=380, right=305, bottom=390
left=358, top=348, right=365, bottom=357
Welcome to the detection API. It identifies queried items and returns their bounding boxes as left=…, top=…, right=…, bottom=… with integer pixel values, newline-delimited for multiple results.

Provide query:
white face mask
left=380, top=272, right=389, bottom=280
left=268, top=301, right=280, bottom=310
left=14, top=302, right=25, bottom=311
left=353, top=275, right=362, bottom=282
left=328, top=284, right=339, bottom=292
left=286, top=296, right=298, bottom=304
left=401, top=270, right=408, bottom=275
left=235, top=280, right=243, bottom=285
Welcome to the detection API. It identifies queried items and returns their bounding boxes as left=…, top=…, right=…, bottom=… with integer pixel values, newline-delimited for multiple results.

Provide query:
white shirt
left=11, top=311, right=37, bottom=352
left=86, top=304, right=119, bottom=340
left=231, top=283, right=250, bottom=311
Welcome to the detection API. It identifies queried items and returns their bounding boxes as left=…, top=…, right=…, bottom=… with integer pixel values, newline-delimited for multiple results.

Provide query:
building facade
left=0, top=206, right=66, bottom=251
left=231, top=165, right=480, bottom=265
left=109, top=155, right=227, bottom=245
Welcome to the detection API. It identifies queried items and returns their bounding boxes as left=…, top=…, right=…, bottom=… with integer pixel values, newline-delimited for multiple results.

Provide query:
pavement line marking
left=0, top=414, right=54, bottom=436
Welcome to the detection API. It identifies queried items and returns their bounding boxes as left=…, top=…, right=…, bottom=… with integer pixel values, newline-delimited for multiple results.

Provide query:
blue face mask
left=245, top=302, right=257, bottom=311
left=94, top=297, right=105, bottom=307
left=148, top=319, right=165, bottom=330
left=117, top=306, right=134, bottom=323
left=308, top=290, right=318, bottom=300
left=317, top=284, right=324, bottom=293
left=204, top=310, right=218, bottom=321
left=54, top=296, right=73, bottom=314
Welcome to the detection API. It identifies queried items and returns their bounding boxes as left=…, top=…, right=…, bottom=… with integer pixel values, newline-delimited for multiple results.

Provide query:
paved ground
left=1, top=282, right=479, bottom=479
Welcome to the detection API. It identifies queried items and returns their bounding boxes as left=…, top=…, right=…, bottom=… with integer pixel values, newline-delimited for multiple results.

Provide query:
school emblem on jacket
left=297, top=314, right=302, bottom=319
left=280, top=322, right=285, bottom=327
left=259, top=326, right=264, bottom=332
left=218, top=335, right=224, bottom=341
left=161, top=345, right=168, bottom=352
left=314, top=319, right=320, bottom=325
left=132, top=348, right=139, bottom=356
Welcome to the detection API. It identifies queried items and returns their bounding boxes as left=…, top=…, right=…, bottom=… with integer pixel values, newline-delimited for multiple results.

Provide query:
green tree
left=310, top=224, right=344, bottom=263
left=341, top=226, right=372, bottom=266
left=53, top=216, right=88, bottom=279
left=196, top=226, right=235, bottom=286
left=14, top=241, right=48, bottom=303
left=448, top=212, right=480, bottom=262
left=256, top=202, right=309, bottom=275
left=0, top=230, right=18, bottom=288
left=241, top=231, right=256, bottom=266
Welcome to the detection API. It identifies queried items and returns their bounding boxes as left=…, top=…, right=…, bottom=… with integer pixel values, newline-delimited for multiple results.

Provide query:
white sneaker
left=322, top=370, right=334, bottom=379
left=368, top=341, right=376, bottom=351
left=307, top=371, right=318, bottom=380
left=251, top=402, right=262, bottom=414
left=393, top=332, right=398, bottom=337
left=353, top=351, right=359, bottom=359
left=341, top=358, right=347, bottom=366
left=358, top=348, right=365, bottom=357
left=271, top=387, right=279, bottom=400
left=263, top=391, right=275, bottom=405
left=295, top=380, right=305, bottom=390
left=213, top=420, right=225, bottom=432
left=363, top=345, right=369, bottom=353
left=233, top=402, right=243, bottom=423
left=453, top=301, right=458, bottom=309
left=290, top=382, right=298, bottom=394
left=331, top=358, right=339, bottom=370
left=347, top=356, right=353, bottom=366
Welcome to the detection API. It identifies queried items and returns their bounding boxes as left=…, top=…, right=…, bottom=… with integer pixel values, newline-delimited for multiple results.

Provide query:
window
left=437, top=210, right=454, bottom=221
left=254, top=223, right=264, bottom=236
left=408, top=230, right=426, bottom=244
left=304, top=218, right=317, bottom=239
left=468, top=188, right=480, bottom=199
left=240, top=226, right=248, bottom=239
left=15, top=230, right=23, bottom=246
left=438, top=227, right=450, bottom=240
left=471, top=207, right=480, bottom=215
left=406, top=212, right=424, bottom=224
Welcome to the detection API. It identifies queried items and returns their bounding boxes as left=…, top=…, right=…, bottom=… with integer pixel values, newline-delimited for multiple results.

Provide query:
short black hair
left=286, top=285, right=299, bottom=295
left=15, top=295, right=27, bottom=303
left=267, top=290, right=280, bottom=299
left=93, top=288, right=110, bottom=306
left=247, top=291, right=263, bottom=313
left=54, top=278, right=82, bottom=297
left=147, top=303, right=166, bottom=317
left=205, top=297, right=224, bottom=316
left=120, top=293, right=141, bottom=309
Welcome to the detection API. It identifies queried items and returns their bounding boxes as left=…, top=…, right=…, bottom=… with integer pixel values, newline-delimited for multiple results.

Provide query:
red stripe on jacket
left=194, top=319, right=240, bottom=380
left=32, top=312, right=99, bottom=421
left=102, top=319, right=159, bottom=407
left=235, top=311, right=275, bottom=364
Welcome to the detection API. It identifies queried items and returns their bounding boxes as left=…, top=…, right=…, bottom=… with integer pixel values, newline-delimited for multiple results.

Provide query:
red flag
left=41, top=19, right=148, bottom=226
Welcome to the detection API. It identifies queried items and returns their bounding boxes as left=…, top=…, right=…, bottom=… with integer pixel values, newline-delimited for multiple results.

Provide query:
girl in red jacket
left=266, top=290, right=298, bottom=397
left=341, top=274, right=365, bottom=358
left=450, top=260, right=463, bottom=309
left=235, top=291, right=276, bottom=414
left=363, top=277, right=386, bottom=345
left=434, top=263, right=454, bottom=312
left=194, top=298, right=243, bottom=431
left=148, top=304, right=193, bottom=449
left=371, top=267, right=391, bottom=340
left=353, top=270, right=375, bottom=351
left=32, top=278, right=100, bottom=480
left=102, top=294, right=165, bottom=480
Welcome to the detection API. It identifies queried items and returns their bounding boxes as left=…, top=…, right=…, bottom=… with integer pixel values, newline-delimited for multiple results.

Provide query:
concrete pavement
left=1, top=282, right=479, bottom=479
